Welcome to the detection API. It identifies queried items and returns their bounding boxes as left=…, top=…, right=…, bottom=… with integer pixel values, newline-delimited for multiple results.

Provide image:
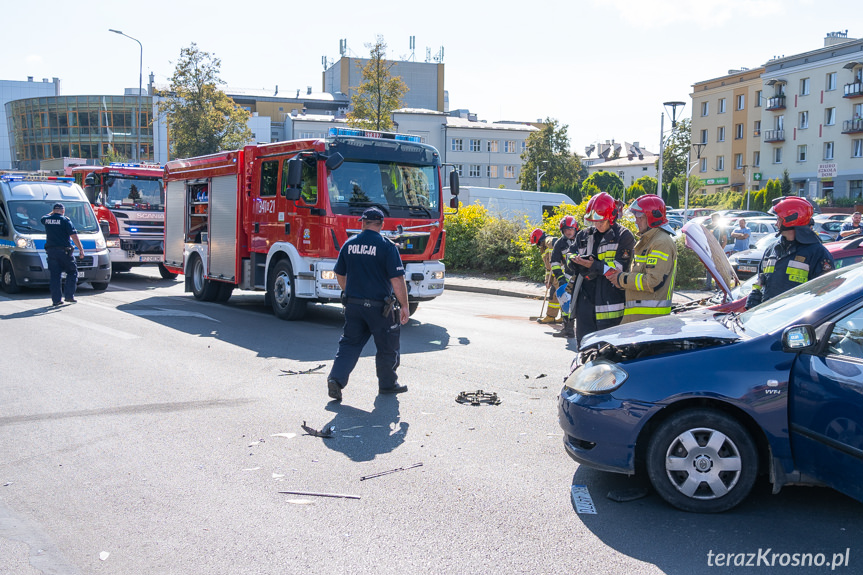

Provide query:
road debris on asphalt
left=270, top=432, right=297, bottom=439
left=360, top=462, right=423, bottom=481
left=456, top=390, right=501, bottom=406
left=301, top=421, right=335, bottom=438
left=278, top=490, right=360, bottom=500
left=279, top=364, right=326, bottom=376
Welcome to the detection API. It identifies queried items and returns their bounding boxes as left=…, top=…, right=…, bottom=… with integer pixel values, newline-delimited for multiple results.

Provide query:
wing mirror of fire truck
left=449, top=170, right=460, bottom=196
left=325, top=152, right=344, bottom=171
left=283, top=159, right=304, bottom=201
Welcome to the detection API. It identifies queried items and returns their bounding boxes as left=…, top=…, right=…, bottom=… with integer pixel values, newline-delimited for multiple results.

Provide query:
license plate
left=738, top=265, right=757, bottom=273
left=139, top=255, right=162, bottom=262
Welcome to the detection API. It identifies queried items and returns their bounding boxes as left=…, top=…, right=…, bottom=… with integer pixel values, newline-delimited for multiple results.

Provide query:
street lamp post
left=657, top=101, right=687, bottom=199
left=684, top=142, right=707, bottom=217
left=536, top=160, right=549, bottom=192
left=109, top=29, right=142, bottom=162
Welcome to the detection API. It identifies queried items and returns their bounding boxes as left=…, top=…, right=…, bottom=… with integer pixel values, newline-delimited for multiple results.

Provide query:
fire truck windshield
left=102, top=177, right=164, bottom=211
left=327, top=160, right=439, bottom=218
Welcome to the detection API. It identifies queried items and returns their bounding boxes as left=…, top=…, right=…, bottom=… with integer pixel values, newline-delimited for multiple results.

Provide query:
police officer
left=549, top=215, right=579, bottom=338
left=40, top=202, right=85, bottom=306
left=327, top=207, right=410, bottom=401
left=746, top=196, right=834, bottom=308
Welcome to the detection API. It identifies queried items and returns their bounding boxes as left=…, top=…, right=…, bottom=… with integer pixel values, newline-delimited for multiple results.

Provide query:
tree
left=634, top=176, right=658, bottom=196
left=667, top=181, right=680, bottom=209
left=781, top=169, right=793, bottom=197
left=659, top=118, right=691, bottom=185
left=158, top=43, right=252, bottom=159
left=580, top=170, right=624, bottom=199
left=347, top=36, right=408, bottom=131
left=518, top=118, right=584, bottom=198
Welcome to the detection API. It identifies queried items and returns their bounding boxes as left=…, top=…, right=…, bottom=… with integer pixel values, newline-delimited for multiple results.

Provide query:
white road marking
left=54, top=314, right=139, bottom=339
left=129, top=308, right=220, bottom=322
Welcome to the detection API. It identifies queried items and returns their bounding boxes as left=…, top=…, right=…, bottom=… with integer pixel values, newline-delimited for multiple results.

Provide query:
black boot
left=553, top=318, right=575, bottom=338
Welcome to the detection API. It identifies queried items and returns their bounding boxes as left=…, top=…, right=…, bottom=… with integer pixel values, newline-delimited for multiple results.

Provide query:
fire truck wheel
left=268, top=259, right=307, bottom=320
left=215, top=283, right=234, bottom=302
left=190, top=254, right=220, bottom=301
left=408, top=302, right=419, bottom=316
left=1, top=259, right=21, bottom=294
left=158, top=263, right=178, bottom=280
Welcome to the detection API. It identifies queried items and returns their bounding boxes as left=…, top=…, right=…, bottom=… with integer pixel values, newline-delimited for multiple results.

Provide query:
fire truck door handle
left=285, top=223, right=291, bottom=235
left=254, top=223, right=259, bottom=233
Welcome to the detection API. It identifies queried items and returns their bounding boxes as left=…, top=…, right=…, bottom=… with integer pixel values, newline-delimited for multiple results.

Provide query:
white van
left=0, top=174, right=111, bottom=292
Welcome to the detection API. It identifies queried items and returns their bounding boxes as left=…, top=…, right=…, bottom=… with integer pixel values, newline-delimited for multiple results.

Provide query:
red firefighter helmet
left=559, top=215, right=579, bottom=232
left=629, top=194, right=668, bottom=228
left=771, top=196, right=814, bottom=229
left=585, top=192, right=617, bottom=223
left=529, top=228, right=546, bottom=245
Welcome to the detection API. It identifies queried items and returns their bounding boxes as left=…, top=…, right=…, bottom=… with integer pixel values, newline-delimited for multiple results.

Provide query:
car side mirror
left=782, top=324, right=817, bottom=353
left=325, top=152, right=344, bottom=171
left=449, top=170, right=460, bottom=196
left=99, top=220, right=111, bottom=238
left=283, top=159, right=303, bottom=201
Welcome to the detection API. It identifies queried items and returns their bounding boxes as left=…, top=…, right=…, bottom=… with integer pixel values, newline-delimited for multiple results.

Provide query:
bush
left=443, top=203, right=489, bottom=270
left=475, top=217, right=521, bottom=274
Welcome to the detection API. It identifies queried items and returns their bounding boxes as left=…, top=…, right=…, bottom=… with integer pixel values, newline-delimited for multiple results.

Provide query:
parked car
left=733, top=217, right=777, bottom=249
left=811, top=214, right=845, bottom=241
left=669, top=208, right=714, bottom=221
left=558, top=261, right=863, bottom=512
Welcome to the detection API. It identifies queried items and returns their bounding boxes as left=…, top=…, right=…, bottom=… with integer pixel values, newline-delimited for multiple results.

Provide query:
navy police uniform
left=40, top=203, right=80, bottom=305
left=746, top=225, right=834, bottom=307
left=328, top=208, right=406, bottom=396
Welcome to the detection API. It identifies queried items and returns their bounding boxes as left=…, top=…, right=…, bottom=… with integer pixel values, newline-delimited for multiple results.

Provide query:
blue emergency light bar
left=328, top=127, right=422, bottom=143
left=109, top=162, right=163, bottom=169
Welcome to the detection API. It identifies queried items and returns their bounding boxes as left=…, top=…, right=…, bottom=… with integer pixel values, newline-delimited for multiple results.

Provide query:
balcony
left=763, top=129, right=785, bottom=142
left=842, top=118, right=863, bottom=134
left=766, top=95, right=786, bottom=110
left=844, top=82, right=863, bottom=98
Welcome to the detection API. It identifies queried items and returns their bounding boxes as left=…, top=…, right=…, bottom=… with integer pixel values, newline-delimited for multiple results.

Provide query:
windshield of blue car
left=738, top=265, right=861, bottom=336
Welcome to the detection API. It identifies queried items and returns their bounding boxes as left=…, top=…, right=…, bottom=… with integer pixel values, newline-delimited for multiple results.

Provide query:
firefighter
left=326, top=207, right=410, bottom=402
left=745, top=196, right=834, bottom=308
left=550, top=215, right=579, bottom=338
left=607, top=194, right=677, bottom=324
left=530, top=228, right=560, bottom=324
left=566, top=192, right=635, bottom=344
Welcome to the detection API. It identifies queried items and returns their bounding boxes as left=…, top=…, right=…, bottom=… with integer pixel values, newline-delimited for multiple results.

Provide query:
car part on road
left=278, top=490, right=360, bottom=500
left=456, top=390, right=501, bottom=406
left=279, top=364, right=326, bottom=376
left=301, top=421, right=335, bottom=438
left=360, top=462, right=423, bottom=481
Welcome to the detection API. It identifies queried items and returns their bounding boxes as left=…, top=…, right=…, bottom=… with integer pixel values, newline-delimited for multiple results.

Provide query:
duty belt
left=346, top=298, right=385, bottom=307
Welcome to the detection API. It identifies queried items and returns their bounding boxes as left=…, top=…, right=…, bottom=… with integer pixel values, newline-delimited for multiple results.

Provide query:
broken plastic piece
left=279, top=364, right=326, bottom=376
left=360, top=462, right=423, bottom=481
left=301, top=421, right=335, bottom=438
left=278, top=490, right=360, bottom=500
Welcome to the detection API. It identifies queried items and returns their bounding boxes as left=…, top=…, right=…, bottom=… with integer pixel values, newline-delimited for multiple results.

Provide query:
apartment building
left=690, top=67, right=766, bottom=195
left=760, top=32, right=863, bottom=200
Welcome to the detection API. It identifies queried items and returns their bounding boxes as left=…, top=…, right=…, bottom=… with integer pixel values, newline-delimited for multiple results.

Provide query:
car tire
left=90, top=281, right=109, bottom=291
left=268, top=259, right=306, bottom=320
left=215, top=282, right=234, bottom=303
left=1, top=259, right=21, bottom=294
left=646, top=409, right=758, bottom=513
left=158, top=263, right=178, bottom=280
left=189, top=254, right=220, bottom=302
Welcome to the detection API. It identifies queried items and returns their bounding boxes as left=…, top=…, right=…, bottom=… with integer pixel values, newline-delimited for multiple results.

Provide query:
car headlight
left=430, top=270, right=445, bottom=280
left=14, top=234, right=34, bottom=249
left=564, top=359, right=628, bottom=395
left=106, top=238, right=121, bottom=248
left=95, top=236, right=107, bottom=250
left=320, top=270, right=337, bottom=280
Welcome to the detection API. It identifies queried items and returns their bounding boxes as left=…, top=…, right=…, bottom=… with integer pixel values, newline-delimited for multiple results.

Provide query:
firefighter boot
left=553, top=318, right=575, bottom=338
left=537, top=315, right=558, bottom=324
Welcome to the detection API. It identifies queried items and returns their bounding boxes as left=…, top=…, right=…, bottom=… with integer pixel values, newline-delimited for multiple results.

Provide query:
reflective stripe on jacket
left=618, top=227, right=677, bottom=324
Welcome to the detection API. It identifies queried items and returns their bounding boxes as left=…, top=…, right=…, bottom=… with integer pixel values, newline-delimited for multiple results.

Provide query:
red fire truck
left=162, top=128, right=458, bottom=320
left=69, top=163, right=176, bottom=279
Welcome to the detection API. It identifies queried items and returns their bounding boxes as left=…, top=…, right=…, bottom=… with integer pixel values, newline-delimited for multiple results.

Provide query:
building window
left=454, top=164, right=463, bottom=176
left=854, top=139, right=863, bottom=158
left=735, top=153, right=744, bottom=169
left=717, top=126, right=725, bottom=142
left=735, top=123, right=744, bottom=139
left=718, top=98, right=727, bottom=113
left=504, top=165, right=515, bottom=178
left=504, top=140, right=516, bottom=153
left=798, top=145, right=807, bottom=162
left=824, top=141, right=834, bottom=160
left=487, top=165, right=498, bottom=178
left=754, top=120, right=761, bottom=136
left=753, top=151, right=761, bottom=167
left=755, top=90, right=762, bottom=107
left=451, top=138, right=463, bottom=152
left=716, top=156, right=725, bottom=171
left=469, top=165, right=481, bottom=177
left=799, top=111, right=809, bottom=129
left=774, top=148, right=783, bottom=164
left=800, top=77, right=810, bottom=96
left=736, top=94, right=745, bottom=110
left=701, top=101, right=709, bottom=116
left=521, top=141, right=526, bottom=153
left=469, top=139, right=480, bottom=152
left=700, top=158, right=707, bottom=172
left=850, top=180, right=863, bottom=199
left=827, top=72, right=837, bottom=91
left=826, top=108, right=836, bottom=125
left=487, top=140, right=498, bottom=152
left=700, top=129, right=708, bottom=144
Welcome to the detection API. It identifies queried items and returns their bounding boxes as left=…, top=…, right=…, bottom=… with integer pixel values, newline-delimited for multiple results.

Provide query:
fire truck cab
left=163, top=128, right=456, bottom=320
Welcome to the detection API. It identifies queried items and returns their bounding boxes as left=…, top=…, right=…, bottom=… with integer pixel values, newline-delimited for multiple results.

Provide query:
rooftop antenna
left=425, top=47, right=431, bottom=63
left=339, top=39, right=346, bottom=57
left=409, top=36, right=416, bottom=62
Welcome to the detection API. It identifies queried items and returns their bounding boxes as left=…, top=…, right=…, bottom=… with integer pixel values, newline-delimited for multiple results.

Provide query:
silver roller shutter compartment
left=164, top=180, right=186, bottom=268
left=208, top=175, right=238, bottom=282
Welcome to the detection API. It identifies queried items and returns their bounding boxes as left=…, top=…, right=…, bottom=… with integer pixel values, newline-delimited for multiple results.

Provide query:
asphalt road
left=0, top=269, right=860, bottom=575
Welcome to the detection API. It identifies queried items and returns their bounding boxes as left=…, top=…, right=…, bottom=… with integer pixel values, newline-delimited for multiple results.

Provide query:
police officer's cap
left=359, top=207, right=385, bottom=222
left=53, top=203, right=64, bottom=210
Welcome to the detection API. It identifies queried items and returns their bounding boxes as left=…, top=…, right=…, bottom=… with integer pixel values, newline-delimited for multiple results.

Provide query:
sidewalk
left=444, top=273, right=712, bottom=305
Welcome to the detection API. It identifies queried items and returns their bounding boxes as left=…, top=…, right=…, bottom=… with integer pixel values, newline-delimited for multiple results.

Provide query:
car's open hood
left=681, top=222, right=739, bottom=299
left=581, top=310, right=740, bottom=350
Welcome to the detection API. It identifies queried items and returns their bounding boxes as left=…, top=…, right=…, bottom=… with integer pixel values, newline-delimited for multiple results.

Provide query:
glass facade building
left=5, top=95, right=153, bottom=170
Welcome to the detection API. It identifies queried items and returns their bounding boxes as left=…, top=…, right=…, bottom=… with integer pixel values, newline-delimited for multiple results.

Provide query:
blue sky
left=4, top=0, right=855, bottom=154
